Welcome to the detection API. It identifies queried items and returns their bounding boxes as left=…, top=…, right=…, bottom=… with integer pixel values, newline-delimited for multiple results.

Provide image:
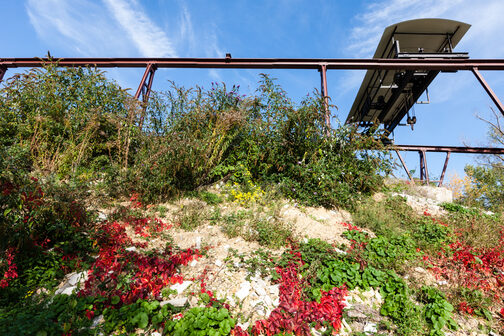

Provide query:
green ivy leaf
left=136, top=312, right=149, bottom=329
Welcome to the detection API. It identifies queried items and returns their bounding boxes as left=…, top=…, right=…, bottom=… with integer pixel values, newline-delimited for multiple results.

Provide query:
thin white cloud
left=177, top=3, right=196, bottom=53
left=26, top=0, right=226, bottom=62
left=347, top=0, right=504, bottom=58
left=26, top=0, right=129, bottom=56
left=103, top=0, right=177, bottom=57
left=171, top=1, right=224, bottom=79
left=348, top=0, right=464, bottom=58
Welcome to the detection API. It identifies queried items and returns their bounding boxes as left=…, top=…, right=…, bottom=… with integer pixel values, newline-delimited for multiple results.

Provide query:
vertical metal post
left=472, top=67, right=504, bottom=116
left=0, top=66, right=6, bottom=82
left=438, top=151, right=451, bottom=186
left=395, top=150, right=415, bottom=184
left=424, top=151, right=430, bottom=185
left=419, top=150, right=430, bottom=185
left=419, top=151, right=423, bottom=181
left=319, top=64, right=330, bottom=130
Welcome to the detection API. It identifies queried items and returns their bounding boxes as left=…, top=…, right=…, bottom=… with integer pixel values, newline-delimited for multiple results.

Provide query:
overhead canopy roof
left=345, top=18, right=471, bottom=133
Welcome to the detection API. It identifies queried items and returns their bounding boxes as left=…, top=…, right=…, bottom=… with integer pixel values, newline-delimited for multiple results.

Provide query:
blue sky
left=2, top=0, right=504, bottom=183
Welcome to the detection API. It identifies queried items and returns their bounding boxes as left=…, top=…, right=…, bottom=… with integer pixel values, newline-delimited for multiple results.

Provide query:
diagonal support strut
left=135, top=63, right=157, bottom=129
left=472, top=67, right=504, bottom=116
left=0, top=66, right=6, bottom=82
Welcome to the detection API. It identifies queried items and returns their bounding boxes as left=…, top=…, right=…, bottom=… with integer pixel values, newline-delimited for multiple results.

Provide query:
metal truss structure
left=1, top=56, right=504, bottom=184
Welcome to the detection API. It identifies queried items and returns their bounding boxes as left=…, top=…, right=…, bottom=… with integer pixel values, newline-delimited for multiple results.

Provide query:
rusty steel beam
left=438, top=152, right=451, bottom=186
left=135, top=64, right=157, bottom=129
left=134, top=63, right=157, bottom=101
left=394, top=145, right=504, bottom=154
left=319, top=64, right=330, bottom=129
left=419, top=150, right=430, bottom=185
left=2, top=57, right=504, bottom=71
left=472, top=67, right=504, bottom=116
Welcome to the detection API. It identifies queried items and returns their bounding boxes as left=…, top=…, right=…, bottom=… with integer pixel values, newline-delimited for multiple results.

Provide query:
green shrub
left=419, top=286, right=457, bottom=335
left=0, top=294, right=95, bottom=335
left=132, top=75, right=391, bottom=207
left=0, top=63, right=139, bottom=178
left=165, top=307, right=236, bottom=336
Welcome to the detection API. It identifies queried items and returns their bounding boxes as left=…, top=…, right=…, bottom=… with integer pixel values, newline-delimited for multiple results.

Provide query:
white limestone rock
left=170, top=281, right=193, bottom=294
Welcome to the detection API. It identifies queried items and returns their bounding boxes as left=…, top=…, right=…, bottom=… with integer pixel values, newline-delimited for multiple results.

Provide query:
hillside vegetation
left=0, top=65, right=503, bottom=335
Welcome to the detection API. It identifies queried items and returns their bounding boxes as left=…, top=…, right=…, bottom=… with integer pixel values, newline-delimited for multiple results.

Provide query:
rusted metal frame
left=438, top=152, right=451, bottom=186
left=134, top=64, right=157, bottom=129
left=0, top=66, right=6, bottom=82
left=319, top=64, right=330, bottom=129
left=395, top=150, right=415, bottom=184
left=394, top=144, right=504, bottom=154
left=134, top=63, right=157, bottom=101
left=3, top=58, right=504, bottom=70
left=471, top=67, right=504, bottom=116
left=393, top=145, right=504, bottom=186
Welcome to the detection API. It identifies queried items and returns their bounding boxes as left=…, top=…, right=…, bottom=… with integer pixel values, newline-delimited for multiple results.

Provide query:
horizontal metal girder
left=1, top=57, right=504, bottom=71
left=394, top=144, right=504, bottom=154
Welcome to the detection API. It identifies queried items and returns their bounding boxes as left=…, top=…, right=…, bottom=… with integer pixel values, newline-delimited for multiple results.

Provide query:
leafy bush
left=298, top=240, right=426, bottom=335
left=131, top=75, right=391, bottom=207
left=1, top=64, right=392, bottom=208
left=419, top=286, right=457, bottom=335
left=0, top=63, right=140, bottom=178
left=352, top=197, right=451, bottom=253
left=165, top=307, right=236, bottom=336
left=0, top=294, right=95, bottom=335
left=102, top=298, right=175, bottom=333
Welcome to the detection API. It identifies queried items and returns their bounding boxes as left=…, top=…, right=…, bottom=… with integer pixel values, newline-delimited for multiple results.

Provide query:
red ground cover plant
left=128, top=217, right=173, bottom=237
left=458, top=301, right=475, bottom=315
left=245, top=250, right=346, bottom=336
left=422, top=216, right=504, bottom=301
left=0, top=247, right=18, bottom=288
left=78, top=218, right=200, bottom=305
